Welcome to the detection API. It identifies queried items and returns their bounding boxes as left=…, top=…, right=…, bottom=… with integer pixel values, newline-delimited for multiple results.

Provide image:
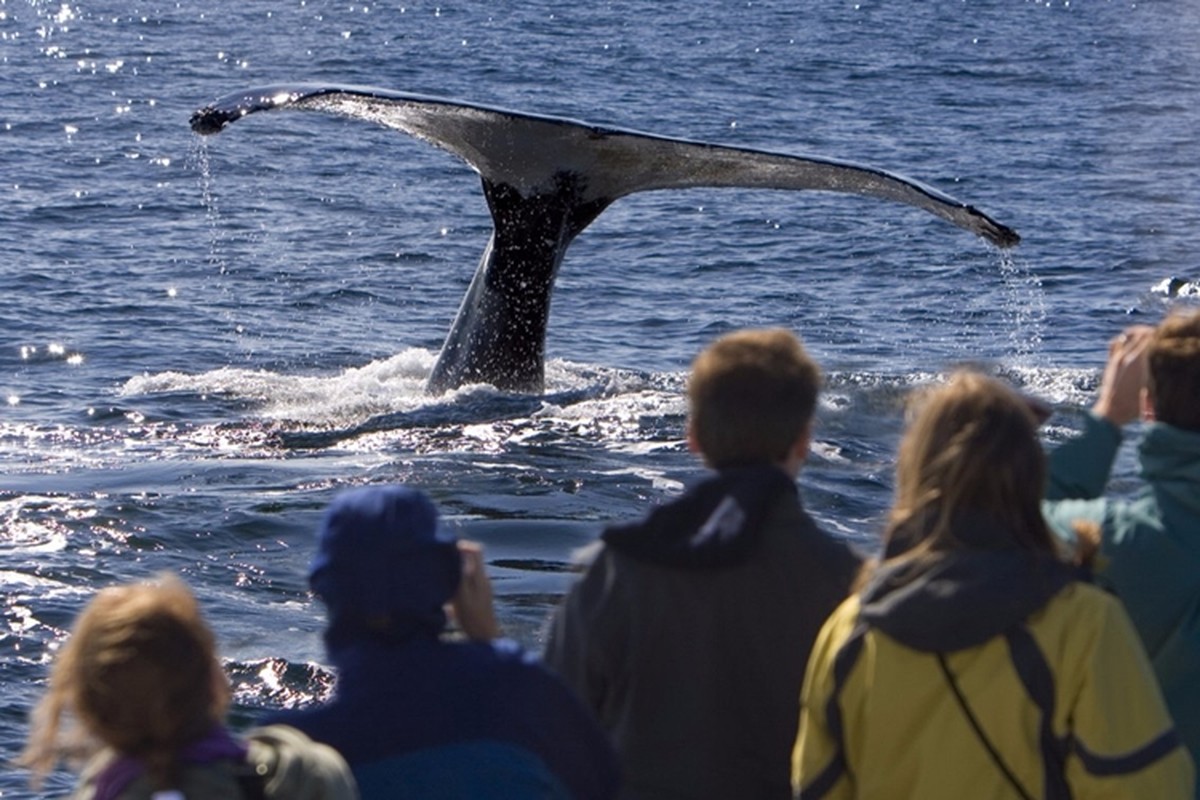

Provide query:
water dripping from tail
left=997, top=248, right=1047, bottom=365
left=188, top=136, right=229, bottom=277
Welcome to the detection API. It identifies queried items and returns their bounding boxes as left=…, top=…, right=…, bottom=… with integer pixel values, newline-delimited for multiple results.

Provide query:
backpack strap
left=937, top=651, right=1038, bottom=800
left=1004, top=626, right=1072, bottom=799
left=935, top=625, right=1073, bottom=800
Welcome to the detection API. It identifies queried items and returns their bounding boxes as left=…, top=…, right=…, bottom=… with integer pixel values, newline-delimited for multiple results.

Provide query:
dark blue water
left=3, top=1, right=1200, bottom=794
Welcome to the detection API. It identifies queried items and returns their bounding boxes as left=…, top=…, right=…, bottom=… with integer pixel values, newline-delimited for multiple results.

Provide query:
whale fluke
left=191, top=84, right=1020, bottom=393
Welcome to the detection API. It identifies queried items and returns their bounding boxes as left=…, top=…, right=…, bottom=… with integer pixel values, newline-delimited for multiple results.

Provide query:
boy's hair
left=688, top=328, right=821, bottom=468
left=20, top=575, right=227, bottom=790
left=1148, top=309, right=1200, bottom=432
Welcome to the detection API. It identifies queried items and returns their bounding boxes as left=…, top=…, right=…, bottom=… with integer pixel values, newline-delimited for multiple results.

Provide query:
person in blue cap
left=266, top=484, right=620, bottom=800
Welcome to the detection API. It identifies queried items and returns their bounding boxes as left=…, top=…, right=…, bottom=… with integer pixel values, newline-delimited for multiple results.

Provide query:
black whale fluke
left=191, top=83, right=1020, bottom=394
left=189, top=105, right=233, bottom=135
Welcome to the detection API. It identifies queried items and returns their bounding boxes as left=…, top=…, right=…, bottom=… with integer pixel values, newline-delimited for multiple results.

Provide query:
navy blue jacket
left=268, top=636, right=620, bottom=800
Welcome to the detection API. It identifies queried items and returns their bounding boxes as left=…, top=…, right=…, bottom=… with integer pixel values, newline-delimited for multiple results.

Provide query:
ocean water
left=2, top=0, right=1199, bottom=794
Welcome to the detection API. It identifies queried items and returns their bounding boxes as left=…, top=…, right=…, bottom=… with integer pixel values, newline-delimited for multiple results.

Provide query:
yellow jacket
left=794, top=560, right=1194, bottom=799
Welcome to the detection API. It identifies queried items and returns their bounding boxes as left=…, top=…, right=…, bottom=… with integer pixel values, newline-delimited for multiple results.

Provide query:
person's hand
left=1071, top=520, right=1102, bottom=571
left=1092, top=325, right=1154, bottom=426
left=448, top=540, right=501, bottom=641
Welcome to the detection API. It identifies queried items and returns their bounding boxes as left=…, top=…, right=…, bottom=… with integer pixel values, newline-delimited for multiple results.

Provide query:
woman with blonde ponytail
left=20, top=574, right=357, bottom=799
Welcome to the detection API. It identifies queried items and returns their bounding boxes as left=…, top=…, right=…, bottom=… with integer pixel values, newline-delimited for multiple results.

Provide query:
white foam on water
left=0, top=493, right=95, bottom=553
left=1003, top=364, right=1097, bottom=408
left=120, top=348, right=436, bottom=425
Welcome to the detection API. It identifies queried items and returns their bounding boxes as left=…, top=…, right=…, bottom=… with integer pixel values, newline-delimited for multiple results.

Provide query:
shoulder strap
left=937, top=625, right=1074, bottom=800
left=937, top=652, right=1037, bottom=800
left=1003, top=627, right=1072, bottom=800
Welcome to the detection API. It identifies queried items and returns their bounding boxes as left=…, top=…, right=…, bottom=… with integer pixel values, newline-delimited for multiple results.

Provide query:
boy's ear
left=1140, top=387, right=1156, bottom=421
left=686, top=421, right=701, bottom=454
left=781, top=423, right=812, bottom=475
left=792, top=423, right=812, bottom=460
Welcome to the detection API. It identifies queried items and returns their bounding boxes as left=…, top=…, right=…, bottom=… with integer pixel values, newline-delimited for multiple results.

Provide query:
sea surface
left=2, top=0, right=1199, bottom=794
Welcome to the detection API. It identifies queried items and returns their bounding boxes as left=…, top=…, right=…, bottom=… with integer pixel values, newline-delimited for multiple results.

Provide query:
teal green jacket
left=1044, top=414, right=1200, bottom=792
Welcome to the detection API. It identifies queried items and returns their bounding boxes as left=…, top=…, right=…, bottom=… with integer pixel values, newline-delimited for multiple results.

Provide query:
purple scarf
left=91, top=725, right=248, bottom=800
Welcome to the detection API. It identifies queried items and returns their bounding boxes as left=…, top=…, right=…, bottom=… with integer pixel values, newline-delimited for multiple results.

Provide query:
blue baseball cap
left=309, top=485, right=461, bottom=641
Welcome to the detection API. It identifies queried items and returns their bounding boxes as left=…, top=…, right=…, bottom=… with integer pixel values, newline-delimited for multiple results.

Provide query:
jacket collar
left=859, top=516, right=1082, bottom=652
left=601, top=463, right=797, bottom=569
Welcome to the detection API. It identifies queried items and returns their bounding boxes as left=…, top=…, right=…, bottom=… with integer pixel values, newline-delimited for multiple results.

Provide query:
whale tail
left=191, top=84, right=1019, bottom=392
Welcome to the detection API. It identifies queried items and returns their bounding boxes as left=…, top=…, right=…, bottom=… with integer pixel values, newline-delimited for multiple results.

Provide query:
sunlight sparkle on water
left=258, top=659, right=286, bottom=692
left=53, top=4, right=77, bottom=25
left=0, top=497, right=82, bottom=552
